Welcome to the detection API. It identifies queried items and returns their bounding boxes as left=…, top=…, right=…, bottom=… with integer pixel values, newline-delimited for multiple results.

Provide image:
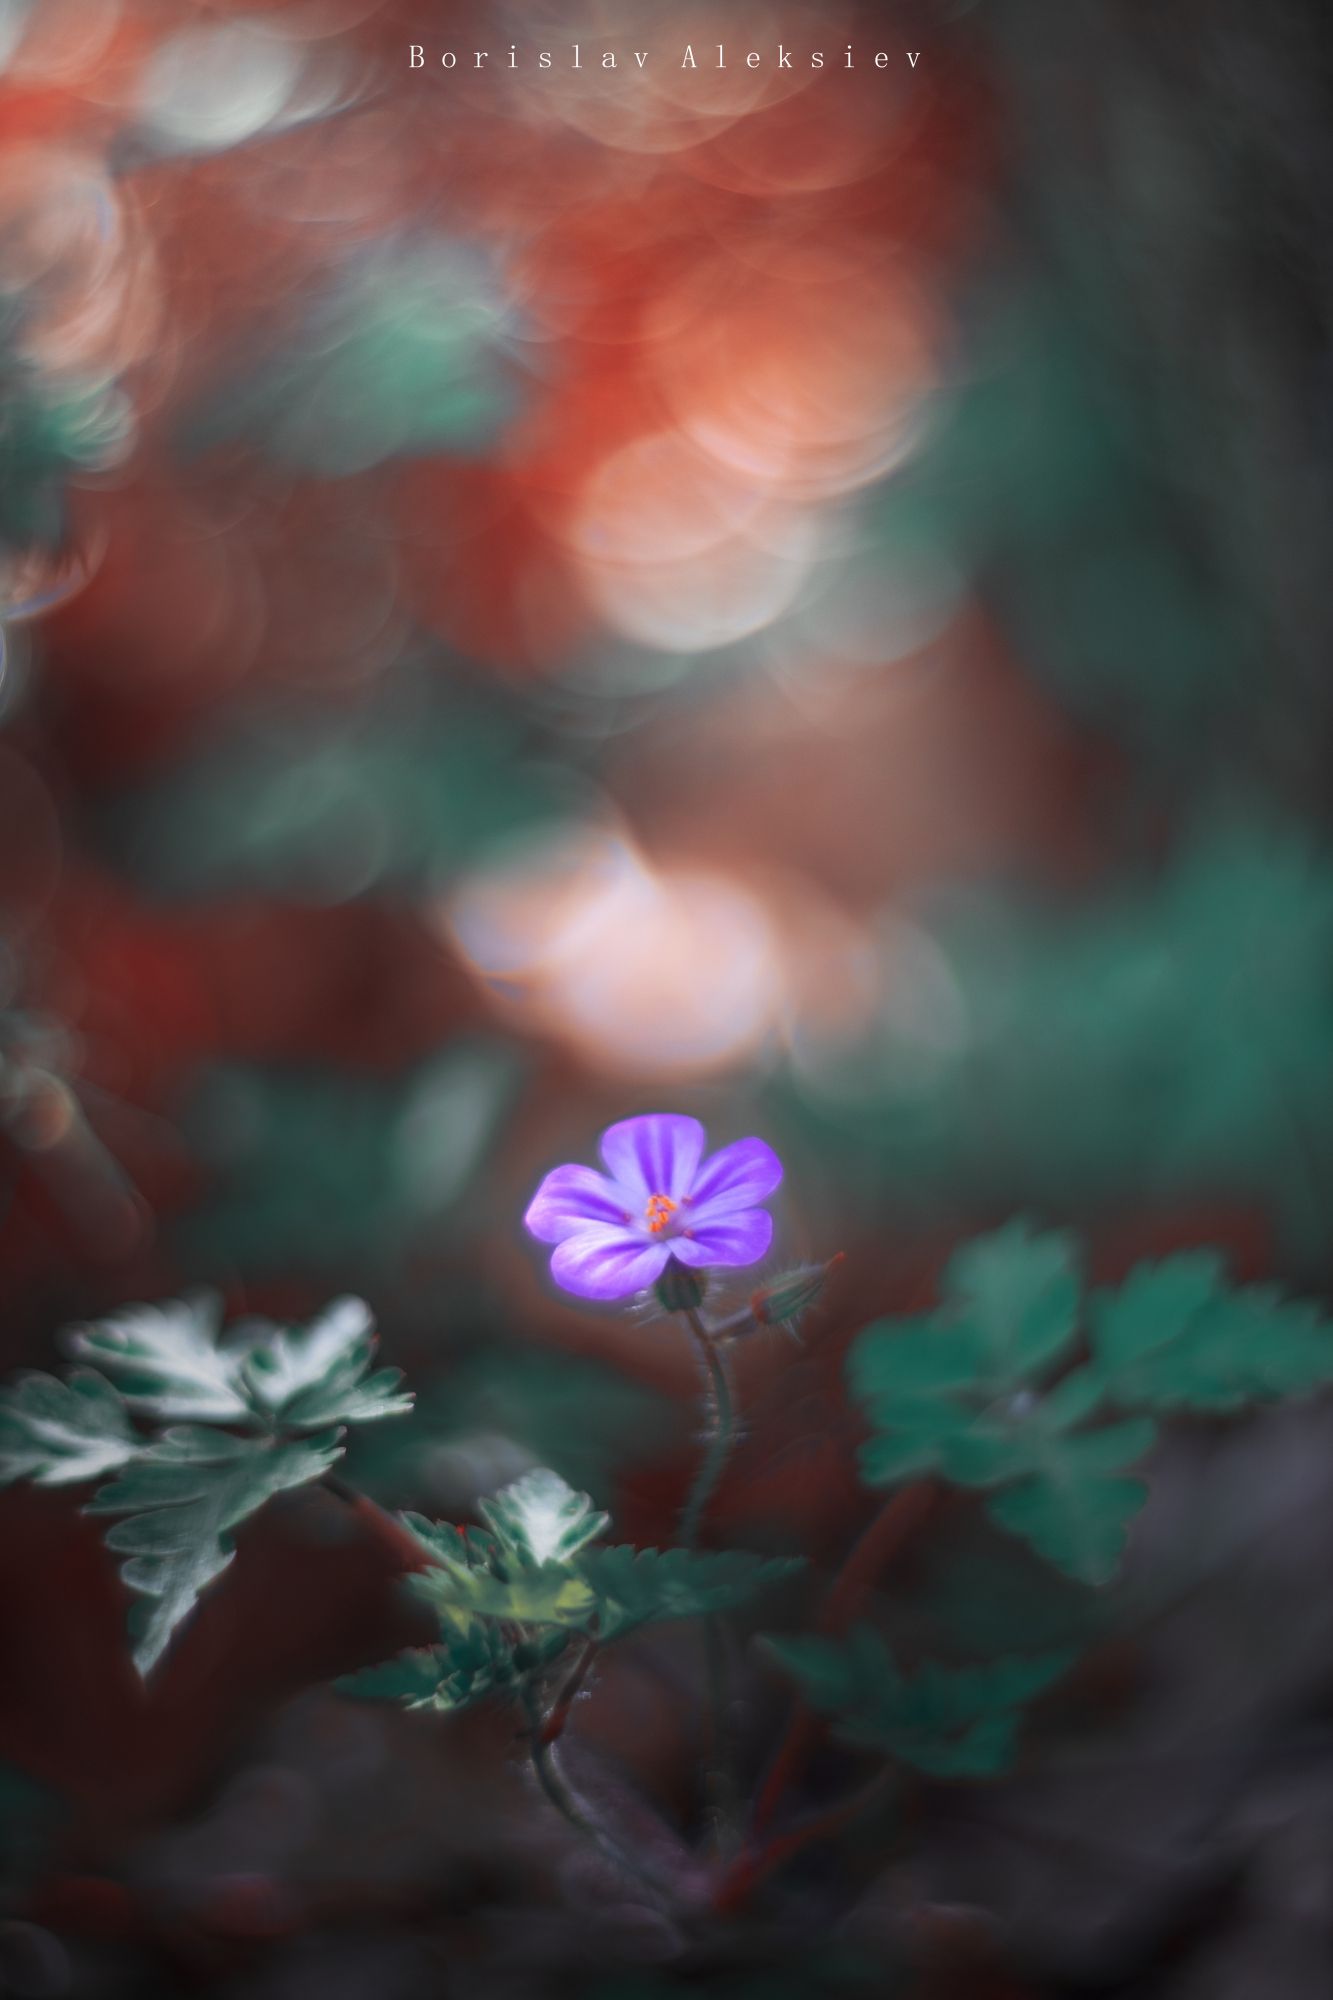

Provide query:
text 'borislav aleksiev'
left=408, top=45, right=922, bottom=73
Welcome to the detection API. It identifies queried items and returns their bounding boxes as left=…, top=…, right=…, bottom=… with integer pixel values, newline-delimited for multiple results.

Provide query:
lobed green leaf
left=0, top=1370, right=139, bottom=1488
left=68, top=1292, right=413, bottom=1435
left=843, top=1220, right=1333, bottom=1587
left=238, top=1296, right=413, bottom=1429
left=89, top=1426, right=343, bottom=1675
left=70, top=1296, right=250, bottom=1423
left=764, top=1625, right=1074, bottom=1777
left=577, top=1546, right=805, bottom=1640
left=479, top=1466, right=609, bottom=1567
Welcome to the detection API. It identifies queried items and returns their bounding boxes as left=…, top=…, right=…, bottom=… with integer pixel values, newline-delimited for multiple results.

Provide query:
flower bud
left=653, top=1264, right=708, bottom=1314
left=749, top=1256, right=843, bottom=1329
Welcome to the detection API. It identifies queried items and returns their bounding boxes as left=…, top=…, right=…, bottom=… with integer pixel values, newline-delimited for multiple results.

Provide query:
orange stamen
left=644, top=1193, right=678, bottom=1234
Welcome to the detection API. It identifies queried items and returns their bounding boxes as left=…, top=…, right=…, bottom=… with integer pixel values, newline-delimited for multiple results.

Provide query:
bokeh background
left=3, top=1, right=1333, bottom=1995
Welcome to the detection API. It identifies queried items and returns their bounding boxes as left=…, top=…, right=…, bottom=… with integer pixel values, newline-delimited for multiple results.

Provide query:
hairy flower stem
left=523, top=1693, right=671, bottom=1905
left=678, top=1307, right=735, bottom=1552
left=677, top=1306, right=742, bottom=1855
left=749, top=1479, right=938, bottom=1844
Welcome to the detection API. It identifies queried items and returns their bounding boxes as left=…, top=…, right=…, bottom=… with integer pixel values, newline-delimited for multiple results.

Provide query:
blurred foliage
left=184, top=238, right=519, bottom=477
left=784, top=820, right=1333, bottom=1267
left=178, top=1041, right=523, bottom=1273
left=764, top=1626, right=1073, bottom=1776
left=108, top=686, right=572, bottom=901
left=0, top=306, right=131, bottom=556
left=343, top=1342, right=673, bottom=1513
left=880, top=295, right=1247, bottom=759
left=849, top=1221, right=1333, bottom=1583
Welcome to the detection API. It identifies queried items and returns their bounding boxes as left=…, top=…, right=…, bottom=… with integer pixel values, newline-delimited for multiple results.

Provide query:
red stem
left=750, top=1479, right=937, bottom=1841
left=539, top=1639, right=598, bottom=1746
left=322, top=1473, right=437, bottom=1572
left=713, top=1768, right=893, bottom=1914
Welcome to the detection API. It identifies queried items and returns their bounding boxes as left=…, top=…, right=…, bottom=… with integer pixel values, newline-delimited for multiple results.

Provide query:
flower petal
left=525, top=1164, right=636, bottom=1245
left=671, top=1209, right=773, bottom=1269
left=687, top=1137, right=783, bottom=1221
left=550, top=1227, right=671, bottom=1300
left=599, top=1114, right=705, bottom=1201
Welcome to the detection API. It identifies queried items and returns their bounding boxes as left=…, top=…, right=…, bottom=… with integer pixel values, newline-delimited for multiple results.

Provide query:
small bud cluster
left=750, top=1256, right=843, bottom=1330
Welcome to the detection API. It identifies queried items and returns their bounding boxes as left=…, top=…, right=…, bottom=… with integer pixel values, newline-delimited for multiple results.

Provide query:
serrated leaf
left=847, top=1319, right=986, bottom=1412
left=337, top=1648, right=457, bottom=1709
left=398, top=1512, right=496, bottom=1569
left=479, top=1467, right=609, bottom=1567
left=411, top=1557, right=597, bottom=1630
left=240, top=1296, right=413, bottom=1429
left=0, top=1370, right=139, bottom=1487
left=988, top=1471, right=1149, bottom=1586
left=847, top=1227, right=1203, bottom=1586
left=967, top=1411, right=1157, bottom=1584
left=945, top=1221, right=1080, bottom=1380
left=353, top=1501, right=582, bottom=1710
left=88, top=1426, right=343, bottom=1674
left=1090, top=1259, right=1333, bottom=1412
left=70, top=1296, right=249, bottom=1422
left=764, top=1625, right=1074, bottom=1777
left=577, top=1546, right=805, bottom=1640
left=66, top=1293, right=412, bottom=1437
left=1090, top=1253, right=1225, bottom=1372
left=339, top=1619, right=570, bottom=1715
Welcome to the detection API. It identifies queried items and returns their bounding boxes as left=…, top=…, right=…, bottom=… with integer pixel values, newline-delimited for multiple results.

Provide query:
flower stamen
left=644, top=1193, right=678, bottom=1235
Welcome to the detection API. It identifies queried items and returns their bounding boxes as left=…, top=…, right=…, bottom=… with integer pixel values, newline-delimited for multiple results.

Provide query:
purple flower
left=524, top=1113, right=783, bottom=1302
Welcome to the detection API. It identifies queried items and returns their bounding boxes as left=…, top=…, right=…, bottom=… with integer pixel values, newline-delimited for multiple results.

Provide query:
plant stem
left=676, top=1306, right=743, bottom=1854
left=678, top=1307, right=735, bottom=1551
left=712, top=1766, right=894, bottom=1913
left=540, top=1638, right=598, bottom=1745
left=321, top=1470, right=437, bottom=1571
left=750, top=1479, right=937, bottom=1840
left=524, top=1694, right=672, bottom=1905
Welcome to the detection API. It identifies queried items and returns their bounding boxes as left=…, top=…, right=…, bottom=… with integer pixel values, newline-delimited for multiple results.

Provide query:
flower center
left=644, top=1193, right=678, bottom=1235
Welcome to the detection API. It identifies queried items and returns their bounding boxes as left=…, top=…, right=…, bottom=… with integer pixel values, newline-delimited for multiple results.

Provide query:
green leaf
left=337, top=1647, right=460, bottom=1709
left=764, top=1625, right=1074, bottom=1777
left=67, top=1293, right=412, bottom=1435
left=346, top=1505, right=576, bottom=1713
left=411, top=1557, right=597, bottom=1630
left=980, top=1415, right=1158, bottom=1584
left=1090, top=1253, right=1224, bottom=1372
left=88, top=1426, right=343, bottom=1675
left=397, top=1513, right=497, bottom=1569
left=479, top=1467, right=609, bottom=1567
left=577, top=1546, right=805, bottom=1640
left=400, top=1480, right=602, bottom=1631
left=0, top=1370, right=138, bottom=1487
left=1089, top=1257, right=1333, bottom=1412
left=847, top=1317, right=985, bottom=1414
left=339, top=1619, right=570, bottom=1715
left=845, top=1227, right=1259, bottom=1583
left=945, top=1221, right=1081, bottom=1380
left=239, top=1296, right=413, bottom=1429
left=988, top=1470, right=1150, bottom=1586
left=70, top=1296, right=250, bottom=1422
